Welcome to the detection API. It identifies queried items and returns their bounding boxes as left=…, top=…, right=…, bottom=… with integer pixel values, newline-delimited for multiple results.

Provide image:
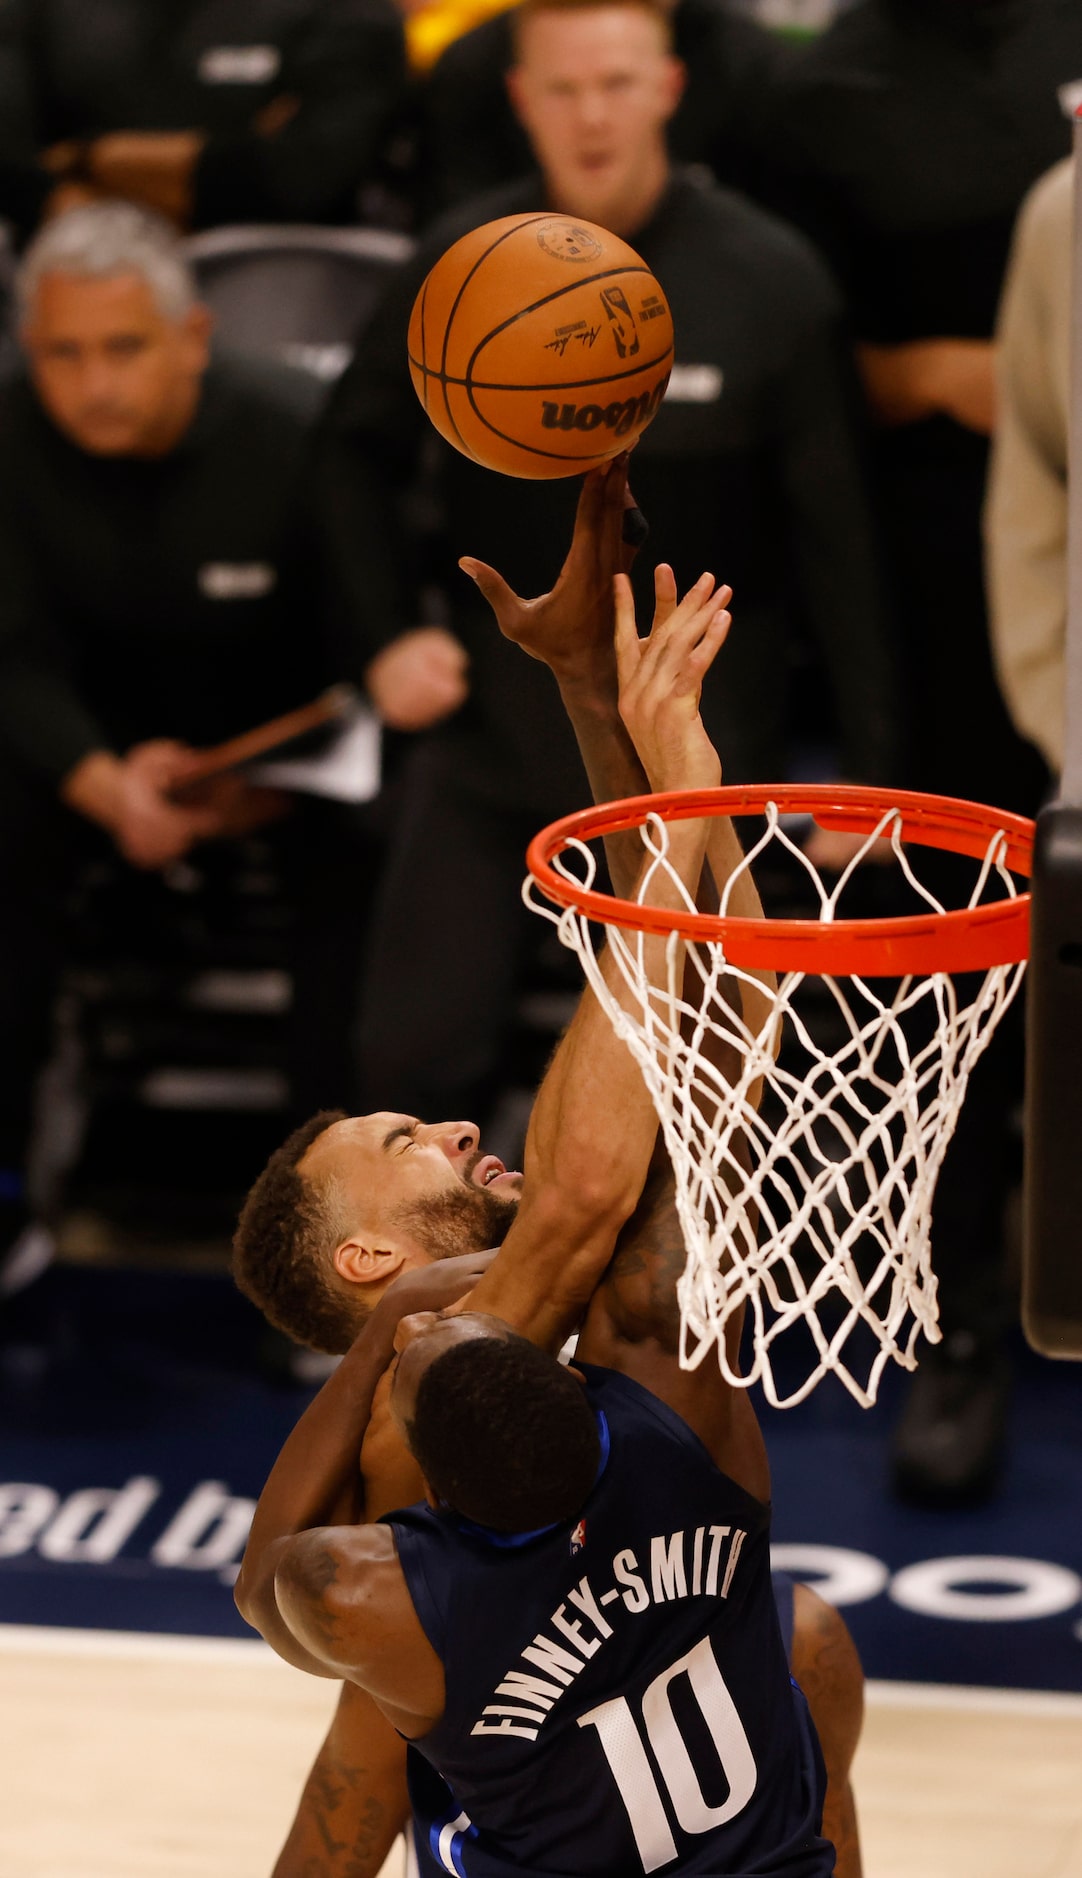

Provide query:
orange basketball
left=408, top=213, right=674, bottom=479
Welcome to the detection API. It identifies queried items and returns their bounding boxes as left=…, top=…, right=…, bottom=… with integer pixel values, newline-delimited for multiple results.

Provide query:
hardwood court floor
left=3, top=1626, right=1081, bottom=1878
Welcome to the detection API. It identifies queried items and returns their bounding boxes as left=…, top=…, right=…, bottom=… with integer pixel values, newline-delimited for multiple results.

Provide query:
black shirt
left=320, top=167, right=897, bottom=796
left=759, top=0, right=1082, bottom=342
left=0, top=0, right=407, bottom=233
left=0, top=359, right=346, bottom=783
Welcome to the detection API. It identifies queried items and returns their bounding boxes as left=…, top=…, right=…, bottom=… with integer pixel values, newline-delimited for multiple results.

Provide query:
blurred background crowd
left=0, top=0, right=1079, bottom=1513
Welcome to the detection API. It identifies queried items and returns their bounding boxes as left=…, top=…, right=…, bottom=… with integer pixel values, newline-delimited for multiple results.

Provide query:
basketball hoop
left=525, top=786, right=1034, bottom=1409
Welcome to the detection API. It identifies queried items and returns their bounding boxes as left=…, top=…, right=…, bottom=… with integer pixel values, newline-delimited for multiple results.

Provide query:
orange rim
left=525, top=785, right=1034, bottom=976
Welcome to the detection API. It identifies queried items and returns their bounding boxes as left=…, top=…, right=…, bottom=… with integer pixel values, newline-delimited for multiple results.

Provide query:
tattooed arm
left=271, top=1682, right=408, bottom=1878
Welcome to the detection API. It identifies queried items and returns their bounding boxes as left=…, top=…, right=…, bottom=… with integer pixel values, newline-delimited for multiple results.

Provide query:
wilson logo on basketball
left=540, top=374, right=670, bottom=438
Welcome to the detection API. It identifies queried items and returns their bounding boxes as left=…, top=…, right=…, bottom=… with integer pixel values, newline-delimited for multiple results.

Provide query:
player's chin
left=69, top=418, right=144, bottom=455
left=563, top=154, right=620, bottom=199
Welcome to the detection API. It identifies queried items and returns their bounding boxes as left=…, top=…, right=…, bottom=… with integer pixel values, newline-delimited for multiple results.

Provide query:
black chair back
left=184, top=223, right=414, bottom=384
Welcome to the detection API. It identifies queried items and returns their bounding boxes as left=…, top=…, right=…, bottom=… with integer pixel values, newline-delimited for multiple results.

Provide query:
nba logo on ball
left=408, top=213, right=675, bottom=479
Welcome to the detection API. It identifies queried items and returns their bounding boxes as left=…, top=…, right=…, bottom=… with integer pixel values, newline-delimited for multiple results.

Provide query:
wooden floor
left=3, top=1626, right=1081, bottom=1878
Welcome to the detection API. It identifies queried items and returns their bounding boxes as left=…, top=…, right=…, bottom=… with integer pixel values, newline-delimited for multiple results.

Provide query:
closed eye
left=381, top=1120, right=419, bottom=1154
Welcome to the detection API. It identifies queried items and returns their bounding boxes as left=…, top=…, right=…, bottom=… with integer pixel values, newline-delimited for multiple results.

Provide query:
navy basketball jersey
left=385, top=1364, right=832, bottom=1877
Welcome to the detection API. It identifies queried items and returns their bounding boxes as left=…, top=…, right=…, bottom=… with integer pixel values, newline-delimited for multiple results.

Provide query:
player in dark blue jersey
left=261, top=1573, right=859, bottom=1878
left=236, top=506, right=837, bottom=1876
left=387, top=1348, right=827, bottom=1878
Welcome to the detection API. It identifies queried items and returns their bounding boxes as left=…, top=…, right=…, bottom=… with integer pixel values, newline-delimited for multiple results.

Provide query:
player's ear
left=505, top=64, right=528, bottom=128
left=661, top=54, right=686, bottom=118
left=181, top=301, right=214, bottom=371
left=332, top=1237, right=406, bottom=1289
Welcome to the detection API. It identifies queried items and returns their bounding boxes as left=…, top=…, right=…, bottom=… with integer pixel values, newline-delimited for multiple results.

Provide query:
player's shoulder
left=578, top=1362, right=707, bottom=1453
left=579, top=1361, right=770, bottom=1510
left=280, top=1518, right=401, bottom=1620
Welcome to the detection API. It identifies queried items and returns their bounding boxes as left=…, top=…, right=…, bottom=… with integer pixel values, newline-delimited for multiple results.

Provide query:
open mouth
left=471, top=1154, right=519, bottom=1188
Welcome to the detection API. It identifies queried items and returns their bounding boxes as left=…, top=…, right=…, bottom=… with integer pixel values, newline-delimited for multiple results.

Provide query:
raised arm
left=463, top=464, right=777, bottom=1048
left=462, top=567, right=730, bottom=1346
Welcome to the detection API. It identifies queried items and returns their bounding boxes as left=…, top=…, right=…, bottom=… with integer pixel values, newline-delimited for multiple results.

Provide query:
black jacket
left=0, top=358, right=353, bottom=781
left=0, top=0, right=407, bottom=234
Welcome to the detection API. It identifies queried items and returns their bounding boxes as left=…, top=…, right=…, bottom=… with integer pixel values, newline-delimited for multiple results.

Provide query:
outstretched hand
left=459, top=453, right=645, bottom=687
left=614, top=563, right=731, bottom=795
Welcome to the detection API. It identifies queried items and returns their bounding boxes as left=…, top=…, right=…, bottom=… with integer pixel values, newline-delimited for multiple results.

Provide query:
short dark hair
left=232, top=1110, right=360, bottom=1353
left=406, top=1334, right=600, bottom=1532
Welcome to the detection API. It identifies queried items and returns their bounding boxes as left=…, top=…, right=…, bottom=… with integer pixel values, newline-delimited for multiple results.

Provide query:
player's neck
left=550, top=150, right=670, bottom=242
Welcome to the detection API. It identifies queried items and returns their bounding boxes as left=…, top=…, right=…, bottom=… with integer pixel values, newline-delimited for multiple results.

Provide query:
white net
left=526, top=800, right=1028, bottom=1408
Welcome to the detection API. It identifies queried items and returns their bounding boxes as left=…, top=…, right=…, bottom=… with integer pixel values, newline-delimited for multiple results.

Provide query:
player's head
left=17, top=202, right=212, bottom=457
left=507, top=0, right=684, bottom=232
left=390, top=1311, right=601, bottom=1532
left=232, top=1111, right=522, bottom=1353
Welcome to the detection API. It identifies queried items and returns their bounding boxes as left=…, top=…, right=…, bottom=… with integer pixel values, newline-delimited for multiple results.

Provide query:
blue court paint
left=1, top=1267, right=1080, bottom=1689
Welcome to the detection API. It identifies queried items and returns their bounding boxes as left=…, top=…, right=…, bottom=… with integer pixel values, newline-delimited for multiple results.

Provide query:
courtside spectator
left=0, top=204, right=375, bottom=1293
left=0, top=0, right=407, bottom=237
left=415, top=0, right=791, bottom=218
left=987, top=159, right=1072, bottom=777
left=321, top=0, right=897, bottom=1138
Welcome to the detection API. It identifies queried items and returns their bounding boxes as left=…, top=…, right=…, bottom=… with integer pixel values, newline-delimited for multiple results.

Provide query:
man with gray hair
left=0, top=201, right=374, bottom=1292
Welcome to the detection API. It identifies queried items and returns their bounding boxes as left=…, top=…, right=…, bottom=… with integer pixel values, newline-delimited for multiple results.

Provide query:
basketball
left=407, top=213, right=674, bottom=479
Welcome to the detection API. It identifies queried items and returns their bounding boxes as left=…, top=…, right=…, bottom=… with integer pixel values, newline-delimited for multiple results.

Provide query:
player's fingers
left=643, top=618, right=726, bottom=715
left=683, top=605, right=732, bottom=681
left=684, top=585, right=731, bottom=659
left=651, top=562, right=679, bottom=630
left=612, top=572, right=642, bottom=687
left=459, top=557, right=519, bottom=618
left=643, top=572, right=717, bottom=673
left=661, top=578, right=731, bottom=664
left=574, top=463, right=610, bottom=536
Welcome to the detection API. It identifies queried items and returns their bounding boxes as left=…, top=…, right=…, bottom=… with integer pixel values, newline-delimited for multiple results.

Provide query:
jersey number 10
left=577, top=1634, right=758, bottom=1873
